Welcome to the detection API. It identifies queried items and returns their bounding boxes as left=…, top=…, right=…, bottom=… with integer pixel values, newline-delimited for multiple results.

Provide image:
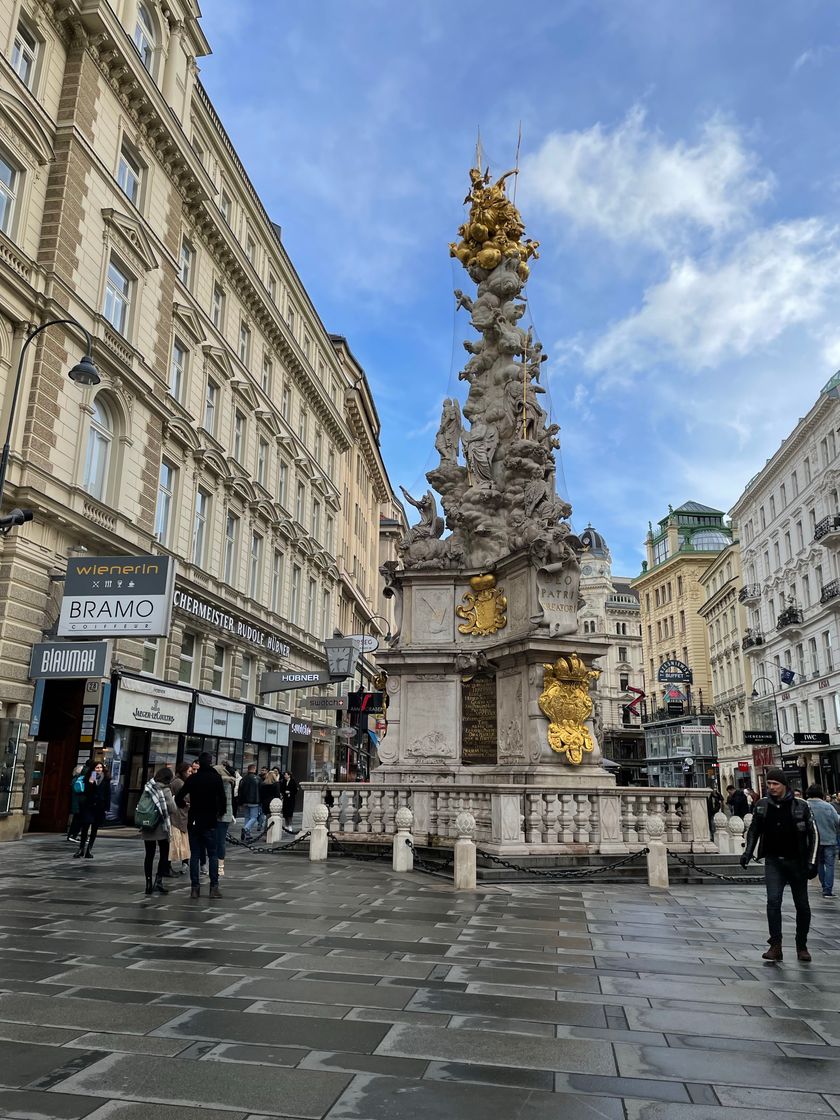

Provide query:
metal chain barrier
left=327, top=836, right=393, bottom=863
left=405, top=838, right=454, bottom=877
left=667, top=849, right=765, bottom=885
left=227, top=830, right=311, bottom=855
left=474, top=846, right=650, bottom=880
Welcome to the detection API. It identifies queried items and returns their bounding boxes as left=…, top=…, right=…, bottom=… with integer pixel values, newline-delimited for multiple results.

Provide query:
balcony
left=742, top=630, right=764, bottom=653
left=821, top=578, right=840, bottom=609
left=776, top=606, right=804, bottom=635
left=814, top=514, right=840, bottom=547
left=738, top=583, right=762, bottom=605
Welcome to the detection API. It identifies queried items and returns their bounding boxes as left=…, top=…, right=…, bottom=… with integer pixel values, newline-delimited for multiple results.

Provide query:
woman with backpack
left=74, top=761, right=110, bottom=859
left=67, top=765, right=85, bottom=843
left=136, top=766, right=177, bottom=895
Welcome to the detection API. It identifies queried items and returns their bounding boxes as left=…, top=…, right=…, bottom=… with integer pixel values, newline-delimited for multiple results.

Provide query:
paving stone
left=553, top=1072, right=691, bottom=1103
left=623, top=1104, right=825, bottom=1120
left=298, top=1050, right=429, bottom=1079
left=423, top=1060, right=554, bottom=1091
left=65, top=1033, right=192, bottom=1056
left=0, top=1041, right=101, bottom=1089
left=154, top=1007, right=389, bottom=1054
left=712, top=1084, right=837, bottom=1114
left=219, top=977, right=416, bottom=1009
left=0, top=994, right=177, bottom=1034
left=82, top=1101, right=249, bottom=1120
left=614, top=1041, right=840, bottom=1091
left=200, top=1042, right=305, bottom=1067
left=406, top=987, right=608, bottom=1026
left=265, top=954, right=435, bottom=979
left=41, top=968, right=232, bottom=997
left=0, top=1088, right=107, bottom=1119
left=625, top=1006, right=824, bottom=1043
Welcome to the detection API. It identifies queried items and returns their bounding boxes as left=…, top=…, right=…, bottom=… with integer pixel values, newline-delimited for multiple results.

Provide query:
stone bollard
left=454, top=811, right=477, bottom=890
left=392, top=806, right=414, bottom=872
left=727, top=814, right=746, bottom=852
left=266, top=797, right=283, bottom=845
left=645, top=814, right=669, bottom=889
left=743, top=812, right=753, bottom=835
left=309, top=804, right=329, bottom=862
left=714, top=811, right=731, bottom=854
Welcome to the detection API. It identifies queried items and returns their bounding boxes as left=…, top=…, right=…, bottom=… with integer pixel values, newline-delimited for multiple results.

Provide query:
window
left=326, top=514, right=334, bottom=554
left=287, top=303, right=296, bottom=333
left=103, top=258, right=131, bottom=334
left=784, top=532, right=791, bottom=560
left=314, top=427, right=323, bottom=464
left=290, top=564, right=301, bottom=622
left=223, top=512, right=238, bottom=584
left=155, top=461, right=175, bottom=544
left=759, top=506, right=766, bottom=529
left=780, top=483, right=786, bottom=507
left=306, top=577, right=316, bottom=632
left=792, top=470, right=799, bottom=496
left=0, top=155, right=17, bottom=236
left=239, top=654, right=253, bottom=701
left=770, top=496, right=776, bottom=520
left=802, top=574, right=810, bottom=606
left=245, top=234, right=256, bottom=264
left=809, top=636, right=819, bottom=676
left=271, top=549, right=284, bottom=613
left=303, top=334, right=311, bottom=360
left=312, top=499, right=321, bottom=540
left=179, top=238, right=195, bottom=287
left=805, top=456, right=812, bottom=483
left=277, top=460, right=288, bottom=506
left=211, top=283, right=225, bottom=329
left=141, top=637, right=158, bottom=676
left=261, top=356, right=272, bottom=395
left=295, top=482, right=305, bottom=522
left=117, top=143, right=142, bottom=207
left=233, top=410, right=245, bottom=461
left=796, top=643, right=806, bottom=679
left=192, top=487, right=210, bottom=565
left=281, top=384, right=290, bottom=420
left=268, top=273, right=277, bottom=303
left=249, top=531, right=263, bottom=598
left=327, top=446, right=335, bottom=479
left=257, top=438, right=268, bottom=486
left=178, top=632, right=196, bottom=684
left=219, top=188, right=231, bottom=224
left=170, top=338, right=187, bottom=401
left=212, top=645, right=225, bottom=692
left=796, top=520, right=804, bottom=551
left=203, top=378, right=218, bottom=434
left=817, top=697, right=828, bottom=731
left=619, top=674, right=629, bottom=691
left=11, top=20, right=38, bottom=88
left=322, top=590, right=331, bottom=634
left=298, top=407, right=308, bottom=444
left=83, top=397, right=113, bottom=500
left=134, top=3, right=156, bottom=71
left=824, top=631, right=834, bottom=672
left=238, top=321, right=251, bottom=364
left=618, top=646, right=628, bottom=662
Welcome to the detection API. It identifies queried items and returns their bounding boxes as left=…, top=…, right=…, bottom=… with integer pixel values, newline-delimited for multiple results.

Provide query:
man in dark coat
left=279, top=770, right=300, bottom=834
left=238, top=764, right=261, bottom=841
left=175, top=752, right=226, bottom=899
left=741, top=767, right=819, bottom=961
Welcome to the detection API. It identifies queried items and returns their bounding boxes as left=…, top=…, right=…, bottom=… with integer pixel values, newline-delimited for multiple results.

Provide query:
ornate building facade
left=0, top=0, right=398, bottom=839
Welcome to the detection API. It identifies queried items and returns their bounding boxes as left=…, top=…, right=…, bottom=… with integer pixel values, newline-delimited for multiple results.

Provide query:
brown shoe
left=797, top=947, right=812, bottom=962
left=189, top=886, right=200, bottom=899
left=762, top=943, right=783, bottom=961
left=209, top=885, right=222, bottom=899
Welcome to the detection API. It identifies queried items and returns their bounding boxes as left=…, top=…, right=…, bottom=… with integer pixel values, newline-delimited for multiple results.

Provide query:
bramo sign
left=58, top=556, right=175, bottom=638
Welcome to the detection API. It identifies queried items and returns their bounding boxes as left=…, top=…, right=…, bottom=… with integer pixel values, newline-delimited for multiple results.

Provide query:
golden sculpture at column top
left=538, top=654, right=601, bottom=765
left=456, top=573, right=508, bottom=637
left=449, top=165, right=540, bottom=281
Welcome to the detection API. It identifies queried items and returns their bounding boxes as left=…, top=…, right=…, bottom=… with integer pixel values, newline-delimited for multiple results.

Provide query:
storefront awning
left=250, top=705, right=291, bottom=748
left=193, top=693, right=246, bottom=739
left=113, top=676, right=192, bottom=734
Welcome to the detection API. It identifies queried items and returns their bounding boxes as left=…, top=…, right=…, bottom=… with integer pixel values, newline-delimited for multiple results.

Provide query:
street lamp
left=0, top=317, right=100, bottom=509
left=751, top=674, right=783, bottom=766
left=323, top=631, right=361, bottom=680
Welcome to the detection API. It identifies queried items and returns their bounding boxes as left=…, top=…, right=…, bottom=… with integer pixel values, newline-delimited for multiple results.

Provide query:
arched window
left=134, top=4, right=156, bottom=71
left=83, top=397, right=113, bottom=500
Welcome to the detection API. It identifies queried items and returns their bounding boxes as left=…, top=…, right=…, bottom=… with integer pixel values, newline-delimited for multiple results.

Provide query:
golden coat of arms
left=538, top=654, right=600, bottom=765
left=457, top=573, right=507, bottom=637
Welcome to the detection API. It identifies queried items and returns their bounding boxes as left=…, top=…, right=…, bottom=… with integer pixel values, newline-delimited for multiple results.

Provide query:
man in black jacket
left=741, top=767, right=819, bottom=961
left=175, top=752, right=226, bottom=899
left=238, top=764, right=261, bottom=842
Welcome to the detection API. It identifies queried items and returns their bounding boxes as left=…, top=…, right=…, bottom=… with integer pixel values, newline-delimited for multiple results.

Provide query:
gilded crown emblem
left=538, top=654, right=600, bottom=765
left=456, top=573, right=507, bottom=637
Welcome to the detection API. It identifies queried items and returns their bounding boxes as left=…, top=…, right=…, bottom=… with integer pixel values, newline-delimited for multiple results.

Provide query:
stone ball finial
left=713, top=811, right=727, bottom=831
left=646, top=814, right=665, bottom=840
left=395, top=806, right=414, bottom=831
left=455, top=810, right=477, bottom=837
left=269, top=797, right=283, bottom=815
left=727, top=815, right=745, bottom=836
left=313, top=804, right=329, bottom=826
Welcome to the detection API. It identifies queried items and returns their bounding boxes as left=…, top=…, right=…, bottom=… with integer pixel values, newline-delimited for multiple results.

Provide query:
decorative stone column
left=646, top=815, right=669, bottom=889
left=454, top=810, right=477, bottom=890
left=713, top=811, right=729, bottom=853
left=266, top=797, right=283, bottom=844
left=392, top=806, right=414, bottom=872
left=309, top=804, right=328, bottom=862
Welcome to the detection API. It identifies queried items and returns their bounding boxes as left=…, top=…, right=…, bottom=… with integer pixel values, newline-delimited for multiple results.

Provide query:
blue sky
left=200, top=0, right=840, bottom=575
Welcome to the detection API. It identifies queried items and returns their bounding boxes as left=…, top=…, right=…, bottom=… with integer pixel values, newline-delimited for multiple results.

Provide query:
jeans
left=765, top=855, right=811, bottom=947
left=817, top=843, right=837, bottom=896
left=216, top=820, right=230, bottom=861
left=242, top=804, right=260, bottom=837
left=188, top=825, right=219, bottom=888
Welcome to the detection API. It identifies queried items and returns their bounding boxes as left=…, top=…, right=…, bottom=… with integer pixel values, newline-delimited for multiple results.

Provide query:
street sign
left=301, top=696, right=347, bottom=710
left=259, top=669, right=332, bottom=693
left=680, top=726, right=709, bottom=735
left=347, top=635, right=380, bottom=653
left=58, top=555, right=175, bottom=637
left=744, top=730, right=777, bottom=745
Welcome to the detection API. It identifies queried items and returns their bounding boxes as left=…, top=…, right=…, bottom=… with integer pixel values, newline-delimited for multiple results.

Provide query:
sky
left=199, top=0, right=840, bottom=575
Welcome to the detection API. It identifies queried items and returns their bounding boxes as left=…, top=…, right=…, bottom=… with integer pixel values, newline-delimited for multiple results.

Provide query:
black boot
left=152, top=876, right=168, bottom=895
left=144, top=877, right=153, bottom=895
left=73, top=847, right=84, bottom=859
left=84, top=845, right=94, bottom=859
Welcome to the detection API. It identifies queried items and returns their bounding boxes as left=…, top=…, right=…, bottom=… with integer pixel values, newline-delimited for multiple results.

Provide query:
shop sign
left=290, top=718, right=312, bottom=737
left=192, top=693, right=246, bottom=739
left=250, top=705, right=291, bottom=747
left=680, top=726, right=709, bottom=735
left=113, top=677, right=190, bottom=733
left=794, top=731, right=830, bottom=746
left=675, top=743, right=694, bottom=756
left=58, top=556, right=175, bottom=637
left=173, top=589, right=290, bottom=657
left=657, top=659, right=693, bottom=684
left=29, top=640, right=110, bottom=679
left=745, top=730, right=777, bottom=745
left=302, top=696, right=347, bottom=709
left=347, top=635, right=380, bottom=653
left=737, top=761, right=751, bottom=772
left=260, top=669, right=332, bottom=693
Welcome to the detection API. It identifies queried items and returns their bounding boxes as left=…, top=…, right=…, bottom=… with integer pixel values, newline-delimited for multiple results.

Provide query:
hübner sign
left=29, top=641, right=110, bottom=679
left=58, top=556, right=175, bottom=637
left=113, top=677, right=191, bottom=733
left=173, top=590, right=290, bottom=657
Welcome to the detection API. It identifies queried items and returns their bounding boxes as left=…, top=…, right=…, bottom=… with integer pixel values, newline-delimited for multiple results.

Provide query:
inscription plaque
left=461, top=674, right=498, bottom=765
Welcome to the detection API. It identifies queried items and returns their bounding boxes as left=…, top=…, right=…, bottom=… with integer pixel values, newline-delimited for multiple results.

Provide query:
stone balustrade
left=302, top=783, right=715, bottom=854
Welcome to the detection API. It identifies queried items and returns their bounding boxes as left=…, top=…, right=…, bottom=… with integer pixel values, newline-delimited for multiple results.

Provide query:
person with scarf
left=138, top=766, right=177, bottom=896
left=741, top=767, right=819, bottom=961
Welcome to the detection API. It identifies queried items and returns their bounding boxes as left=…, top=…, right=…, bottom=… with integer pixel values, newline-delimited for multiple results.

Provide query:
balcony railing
left=814, top=514, right=840, bottom=543
left=777, top=606, right=804, bottom=631
left=742, top=630, right=764, bottom=651
left=738, top=584, right=761, bottom=604
left=821, top=578, right=840, bottom=605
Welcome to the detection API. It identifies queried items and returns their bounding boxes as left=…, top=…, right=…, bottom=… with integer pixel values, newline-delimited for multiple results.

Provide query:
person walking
left=74, top=761, right=111, bottom=859
left=215, top=763, right=235, bottom=877
left=169, top=761, right=192, bottom=874
left=806, top=785, right=840, bottom=899
left=741, top=767, right=819, bottom=961
left=137, top=766, right=177, bottom=895
left=280, top=770, right=300, bottom=835
left=67, top=765, right=85, bottom=843
left=259, top=768, right=278, bottom=833
left=726, top=784, right=749, bottom=819
left=238, top=764, right=261, bottom=841
left=175, top=752, right=226, bottom=899
left=707, top=783, right=723, bottom=837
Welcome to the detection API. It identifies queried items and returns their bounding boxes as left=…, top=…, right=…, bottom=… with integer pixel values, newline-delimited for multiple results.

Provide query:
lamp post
left=0, top=317, right=100, bottom=509
left=751, top=674, right=783, bottom=767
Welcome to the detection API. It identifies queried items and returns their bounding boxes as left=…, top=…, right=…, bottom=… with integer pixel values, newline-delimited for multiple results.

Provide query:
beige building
left=697, top=540, right=754, bottom=791
left=0, top=0, right=398, bottom=840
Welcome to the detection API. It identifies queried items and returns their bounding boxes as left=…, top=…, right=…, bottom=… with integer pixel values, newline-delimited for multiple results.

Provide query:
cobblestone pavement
left=1, top=837, right=840, bottom=1119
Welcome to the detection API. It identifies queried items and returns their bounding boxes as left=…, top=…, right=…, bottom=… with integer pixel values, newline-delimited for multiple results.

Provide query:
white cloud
left=585, top=219, right=840, bottom=375
left=519, top=107, right=772, bottom=248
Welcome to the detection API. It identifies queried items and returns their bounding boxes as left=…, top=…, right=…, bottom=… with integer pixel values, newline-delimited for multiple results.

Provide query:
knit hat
left=765, top=767, right=788, bottom=785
